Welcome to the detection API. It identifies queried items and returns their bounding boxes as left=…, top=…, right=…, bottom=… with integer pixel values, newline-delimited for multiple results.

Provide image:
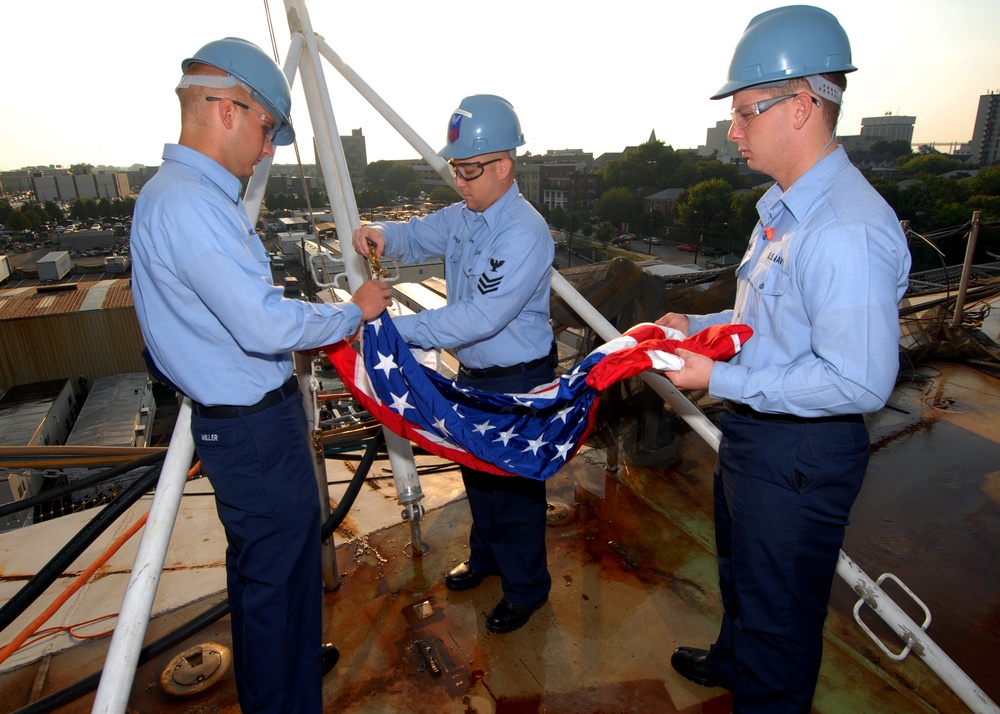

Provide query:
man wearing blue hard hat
left=131, top=37, right=392, bottom=713
left=352, top=95, right=555, bottom=634
left=656, top=7, right=911, bottom=711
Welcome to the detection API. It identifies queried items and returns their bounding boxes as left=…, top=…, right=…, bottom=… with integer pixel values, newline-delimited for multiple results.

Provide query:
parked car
left=677, top=244, right=698, bottom=252
left=612, top=235, right=631, bottom=246
left=702, top=247, right=725, bottom=257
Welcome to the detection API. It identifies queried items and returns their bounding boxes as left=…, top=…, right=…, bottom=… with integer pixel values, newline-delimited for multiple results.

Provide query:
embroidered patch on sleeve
left=477, top=258, right=505, bottom=295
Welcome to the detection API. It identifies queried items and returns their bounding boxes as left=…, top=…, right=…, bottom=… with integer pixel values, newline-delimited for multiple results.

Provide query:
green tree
left=595, top=221, right=616, bottom=245
left=8, top=210, right=31, bottom=232
left=548, top=206, right=567, bottom=232
left=43, top=201, right=65, bottom=223
left=566, top=211, right=582, bottom=239
left=600, top=141, right=685, bottom=191
left=383, top=164, right=419, bottom=195
left=69, top=198, right=99, bottom=221
left=404, top=181, right=422, bottom=200
left=693, top=161, right=743, bottom=190
left=363, top=160, right=398, bottom=188
left=429, top=186, right=460, bottom=204
left=898, top=176, right=969, bottom=227
left=730, top=187, right=767, bottom=237
left=678, top=179, right=734, bottom=230
left=594, top=187, right=633, bottom=230
left=964, top=166, right=1000, bottom=198
left=899, top=153, right=965, bottom=178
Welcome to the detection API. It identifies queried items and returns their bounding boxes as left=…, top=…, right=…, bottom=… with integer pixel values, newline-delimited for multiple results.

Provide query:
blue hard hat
left=182, top=37, right=295, bottom=146
left=712, top=5, right=857, bottom=100
left=439, top=95, right=525, bottom=160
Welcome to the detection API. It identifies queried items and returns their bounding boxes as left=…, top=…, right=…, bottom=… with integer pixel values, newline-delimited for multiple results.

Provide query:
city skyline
left=2, top=1, right=998, bottom=172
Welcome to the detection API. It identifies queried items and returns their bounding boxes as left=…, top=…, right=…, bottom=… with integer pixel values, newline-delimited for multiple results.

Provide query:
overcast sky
left=2, top=0, right=997, bottom=171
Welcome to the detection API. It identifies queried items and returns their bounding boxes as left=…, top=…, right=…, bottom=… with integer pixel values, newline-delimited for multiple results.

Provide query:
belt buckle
left=722, top=400, right=737, bottom=415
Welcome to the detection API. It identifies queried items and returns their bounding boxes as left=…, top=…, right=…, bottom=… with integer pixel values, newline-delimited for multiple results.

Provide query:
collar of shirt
left=756, top=146, right=850, bottom=227
left=461, top=181, right=521, bottom=231
left=162, top=143, right=243, bottom=205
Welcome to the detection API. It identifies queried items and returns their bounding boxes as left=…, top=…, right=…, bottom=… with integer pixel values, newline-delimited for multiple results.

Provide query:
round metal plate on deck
left=546, top=498, right=575, bottom=526
left=923, top=396, right=969, bottom=414
left=160, top=642, right=232, bottom=696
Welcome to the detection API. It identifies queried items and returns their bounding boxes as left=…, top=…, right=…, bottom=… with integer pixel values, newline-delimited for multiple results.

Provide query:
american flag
left=324, top=313, right=751, bottom=481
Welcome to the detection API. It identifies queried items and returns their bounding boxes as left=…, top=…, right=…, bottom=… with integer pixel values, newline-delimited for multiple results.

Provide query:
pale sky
left=2, top=0, right=997, bottom=172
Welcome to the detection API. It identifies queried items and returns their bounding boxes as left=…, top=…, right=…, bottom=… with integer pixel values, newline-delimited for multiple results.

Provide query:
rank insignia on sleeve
left=478, top=272, right=503, bottom=294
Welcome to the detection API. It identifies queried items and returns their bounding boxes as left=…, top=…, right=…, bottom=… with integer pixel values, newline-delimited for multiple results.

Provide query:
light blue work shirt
left=688, top=147, right=911, bottom=417
left=131, top=144, right=362, bottom=406
left=378, top=182, right=553, bottom=370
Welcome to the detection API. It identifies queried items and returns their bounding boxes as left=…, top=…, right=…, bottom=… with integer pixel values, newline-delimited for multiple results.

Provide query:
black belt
left=459, top=355, right=549, bottom=379
left=722, top=400, right=863, bottom=425
left=193, top=376, right=299, bottom=419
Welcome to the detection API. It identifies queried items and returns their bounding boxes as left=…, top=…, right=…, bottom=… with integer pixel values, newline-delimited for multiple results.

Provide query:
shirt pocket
left=745, top=260, right=790, bottom=336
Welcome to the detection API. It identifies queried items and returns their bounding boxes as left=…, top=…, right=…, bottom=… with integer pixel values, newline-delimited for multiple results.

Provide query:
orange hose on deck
left=0, top=461, right=202, bottom=665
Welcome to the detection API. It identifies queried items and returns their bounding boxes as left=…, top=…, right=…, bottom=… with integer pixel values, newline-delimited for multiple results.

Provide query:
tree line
left=546, top=140, right=999, bottom=268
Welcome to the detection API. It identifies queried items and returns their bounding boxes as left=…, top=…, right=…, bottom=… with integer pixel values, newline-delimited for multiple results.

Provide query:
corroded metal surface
left=1, top=358, right=996, bottom=712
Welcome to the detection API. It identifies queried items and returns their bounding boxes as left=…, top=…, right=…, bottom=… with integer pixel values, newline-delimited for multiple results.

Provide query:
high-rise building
left=340, top=128, right=368, bottom=188
left=860, top=113, right=916, bottom=144
left=969, top=91, right=1000, bottom=167
left=309, top=128, right=368, bottom=189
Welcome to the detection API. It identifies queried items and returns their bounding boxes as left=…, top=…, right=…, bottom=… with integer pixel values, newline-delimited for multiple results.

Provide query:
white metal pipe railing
left=838, top=554, right=997, bottom=713
left=92, top=399, right=195, bottom=713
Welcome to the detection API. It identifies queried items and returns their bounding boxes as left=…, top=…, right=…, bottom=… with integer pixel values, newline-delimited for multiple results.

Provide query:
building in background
left=29, top=170, right=130, bottom=203
left=839, top=112, right=917, bottom=160
left=859, top=113, right=917, bottom=143
left=340, top=128, right=368, bottom=188
left=519, top=150, right=598, bottom=212
left=698, top=119, right=738, bottom=163
left=969, top=91, right=1000, bottom=167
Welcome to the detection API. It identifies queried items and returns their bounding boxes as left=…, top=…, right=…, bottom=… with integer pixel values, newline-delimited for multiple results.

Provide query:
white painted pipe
left=837, top=552, right=998, bottom=714
left=91, top=399, right=195, bottom=713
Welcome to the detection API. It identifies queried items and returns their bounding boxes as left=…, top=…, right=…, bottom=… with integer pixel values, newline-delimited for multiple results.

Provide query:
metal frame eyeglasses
left=448, top=157, right=503, bottom=182
left=206, top=96, right=279, bottom=143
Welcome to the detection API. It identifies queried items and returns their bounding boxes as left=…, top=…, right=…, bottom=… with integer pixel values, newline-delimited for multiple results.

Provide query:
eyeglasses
left=448, top=157, right=503, bottom=182
left=730, top=93, right=797, bottom=130
left=206, top=96, right=278, bottom=143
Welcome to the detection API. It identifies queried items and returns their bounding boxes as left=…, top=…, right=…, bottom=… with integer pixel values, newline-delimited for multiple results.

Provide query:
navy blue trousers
left=192, top=393, right=322, bottom=714
left=705, top=411, right=869, bottom=713
left=457, top=361, right=554, bottom=607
